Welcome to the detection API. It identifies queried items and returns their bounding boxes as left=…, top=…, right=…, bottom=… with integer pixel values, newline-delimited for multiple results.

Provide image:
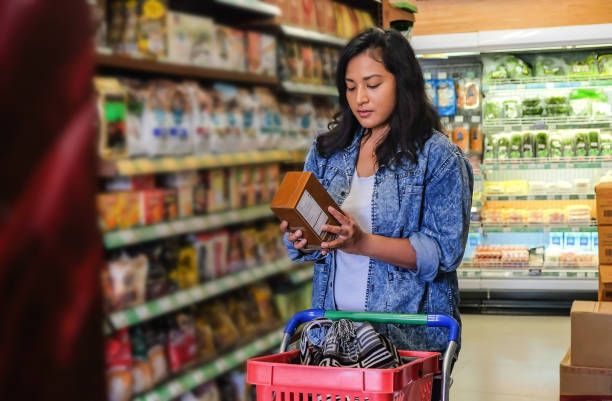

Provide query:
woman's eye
left=347, top=87, right=356, bottom=92
left=367, top=84, right=381, bottom=89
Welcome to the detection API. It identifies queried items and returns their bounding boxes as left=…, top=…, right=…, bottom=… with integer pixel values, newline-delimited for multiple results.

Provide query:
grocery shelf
left=288, top=264, right=314, bottom=284
left=482, top=116, right=612, bottom=130
left=94, top=53, right=279, bottom=86
left=108, top=258, right=302, bottom=332
left=103, top=204, right=273, bottom=248
left=478, top=223, right=597, bottom=233
left=483, top=75, right=612, bottom=92
left=458, top=267, right=598, bottom=279
left=99, top=150, right=293, bottom=177
left=214, top=0, right=281, bottom=16
left=286, top=150, right=308, bottom=164
left=281, top=81, right=339, bottom=96
left=485, top=194, right=595, bottom=201
left=279, top=25, right=348, bottom=46
left=133, top=329, right=283, bottom=401
left=482, top=157, right=612, bottom=171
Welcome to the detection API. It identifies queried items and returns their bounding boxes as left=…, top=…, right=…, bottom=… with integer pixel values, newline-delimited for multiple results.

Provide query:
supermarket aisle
left=451, top=314, right=569, bottom=401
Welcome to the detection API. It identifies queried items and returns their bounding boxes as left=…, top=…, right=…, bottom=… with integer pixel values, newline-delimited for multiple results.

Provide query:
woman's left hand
left=320, top=206, right=369, bottom=256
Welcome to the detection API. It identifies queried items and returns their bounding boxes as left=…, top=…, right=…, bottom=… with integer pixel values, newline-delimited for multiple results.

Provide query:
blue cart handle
left=284, top=309, right=459, bottom=343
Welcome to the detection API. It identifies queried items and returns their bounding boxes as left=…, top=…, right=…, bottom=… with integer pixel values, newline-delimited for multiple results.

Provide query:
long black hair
left=317, top=28, right=440, bottom=167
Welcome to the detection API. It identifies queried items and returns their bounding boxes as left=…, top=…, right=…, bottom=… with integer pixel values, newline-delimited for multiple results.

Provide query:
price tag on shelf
left=111, top=312, right=128, bottom=328
left=135, top=305, right=151, bottom=320
left=471, top=115, right=481, bottom=123
left=504, top=125, right=512, bottom=132
left=173, top=221, right=187, bottom=233
left=215, top=359, right=229, bottom=372
left=561, top=195, right=570, bottom=200
left=159, top=297, right=173, bottom=312
left=176, top=291, right=190, bottom=305
left=156, top=224, right=171, bottom=236
left=572, top=226, right=579, bottom=232
left=190, top=287, right=205, bottom=300
left=503, top=227, right=511, bottom=233
left=424, top=72, right=432, bottom=80
left=192, top=371, right=205, bottom=384
left=454, top=115, right=464, bottom=123
left=119, top=231, right=137, bottom=243
left=146, top=394, right=161, bottom=401
left=234, top=349, right=247, bottom=361
left=168, top=382, right=183, bottom=397
left=225, top=276, right=239, bottom=287
left=437, top=72, right=448, bottom=79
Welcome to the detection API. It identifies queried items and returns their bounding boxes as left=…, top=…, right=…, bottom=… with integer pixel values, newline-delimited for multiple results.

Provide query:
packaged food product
left=207, top=169, right=228, bottom=213
left=97, top=192, right=141, bottom=231
left=561, top=132, right=575, bottom=157
left=527, top=209, right=545, bottom=224
left=509, top=132, right=522, bottom=158
left=166, top=12, right=216, bottom=66
left=566, top=204, right=592, bottom=223
left=137, top=0, right=168, bottom=59
left=464, top=73, right=480, bottom=109
left=496, top=134, right=510, bottom=159
left=165, top=312, right=198, bottom=373
left=549, top=132, right=563, bottom=158
left=483, top=55, right=531, bottom=81
left=130, top=326, right=154, bottom=394
left=120, top=0, right=140, bottom=56
left=529, top=181, right=546, bottom=194
left=451, top=124, right=469, bottom=152
left=140, top=189, right=164, bottom=225
left=123, top=80, right=147, bottom=157
left=454, top=78, right=465, bottom=111
left=96, top=78, right=128, bottom=159
left=435, top=79, right=457, bottom=116
left=570, top=89, right=607, bottom=117
left=145, top=245, right=170, bottom=300
left=252, top=166, right=267, bottom=204
left=535, top=132, right=549, bottom=157
left=598, top=54, right=612, bottom=75
left=162, top=189, right=178, bottom=220
left=168, top=244, right=198, bottom=289
left=227, top=294, right=258, bottom=337
left=106, top=253, right=149, bottom=310
left=199, top=301, right=239, bottom=350
left=483, top=134, right=496, bottom=160
left=502, top=98, right=521, bottom=119
left=545, top=209, right=566, bottom=224
left=469, top=126, right=482, bottom=153
left=194, top=314, right=217, bottom=361
left=227, top=231, right=245, bottom=273
left=574, top=131, right=589, bottom=156
left=522, top=97, right=544, bottom=116
left=484, top=100, right=502, bottom=119
left=534, top=55, right=568, bottom=77
left=504, top=180, right=529, bottom=195
left=143, top=323, right=168, bottom=384
left=600, top=133, right=612, bottom=156
left=567, top=53, right=598, bottom=76
left=588, top=131, right=601, bottom=156
left=215, top=26, right=246, bottom=72
left=522, top=132, right=535, bottom=158
left=484, top=181, right=504, bottom=195
left=545, top=95, right=570, bottom=116
left=106, top=328, right=133, bottom=401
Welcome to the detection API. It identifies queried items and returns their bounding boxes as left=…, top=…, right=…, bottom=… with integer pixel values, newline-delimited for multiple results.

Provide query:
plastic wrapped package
left=545, top=95, right=571, bottom=117
left=484, top=181, right=504, bottom=195
left=504, top=209, right=526, bottom=224
left=484, top=99, right=502, bottom=119
left=482, top=208, right=504, bottom=223
left=527, top=209, right=545, bottom=224
left=105, top=328, right=133, bottom=401
left=544, top=208, right=566, bottom=224
left=199, top=301, right=239, bottom=350
left=130, top=326, right=154, bottom=394
left=534, top=55, right=568, bottom=77
left=561, top=131, right=575, bottom=157
left=496, top=134, right=510, bottom=159
left=600, top=133, right=612, bottom=156
left=509, top=132, right=522, bottom=158
left=588, top=131, right=601, bottom=156
left=484, top=134, right=497, bottom=160
left=464, top=74, right=480, bottom=109
left=544, top=248, right=560, bottom=267
left=502, top=98, right=521, bottom=119
left=529, top=181, right=546, bottom=194
left=574, top=131, right=589, bottom=156
left=482, top=55, right=531, bottom=80
left=522, top=97, right=544, bottom=116
left=435, top=79, right=457, bottom=116
left=566, top=205, right=592, bottom=224
left=567, top=53, right=598, bottom=76
left=105, top=253, right=149, bottom=311
left=165, top=312, right=198, bottom=373
left=573, top=178, right=591, bottom=193
left=548, top=132, right=563, bottom=158
left=503, top=180, right=529, bottom=195
left=521, top=132, right=535, bottom=158
left=535, top=132, right=549, bottom=157
left=569, top=89, right=608, bottom=117
left=599, top=54, right=612, bottom=74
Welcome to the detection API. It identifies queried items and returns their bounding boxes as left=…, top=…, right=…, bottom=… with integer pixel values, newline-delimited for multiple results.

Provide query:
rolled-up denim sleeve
left=282, top=140, right=327, bottom=263
left=412, top=152, right=473, bottom=282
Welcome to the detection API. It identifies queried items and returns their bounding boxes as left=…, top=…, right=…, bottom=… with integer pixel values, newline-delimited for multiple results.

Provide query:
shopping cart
left=247, top=309, right=459, bottom=401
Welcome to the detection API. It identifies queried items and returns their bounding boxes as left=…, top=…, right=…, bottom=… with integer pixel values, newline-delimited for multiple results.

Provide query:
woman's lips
left=358, top=110, right=373, bottom=118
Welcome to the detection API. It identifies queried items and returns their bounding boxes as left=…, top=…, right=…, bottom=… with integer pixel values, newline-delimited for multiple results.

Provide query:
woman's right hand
left=280, top=220, right=313, bottom=253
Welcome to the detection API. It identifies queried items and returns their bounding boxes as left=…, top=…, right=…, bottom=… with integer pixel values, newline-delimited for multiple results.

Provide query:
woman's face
left=345, top=50, right=396, bottom=131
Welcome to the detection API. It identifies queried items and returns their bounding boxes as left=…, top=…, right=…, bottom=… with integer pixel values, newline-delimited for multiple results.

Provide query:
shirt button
left=340, top=191, right=346, bottom=196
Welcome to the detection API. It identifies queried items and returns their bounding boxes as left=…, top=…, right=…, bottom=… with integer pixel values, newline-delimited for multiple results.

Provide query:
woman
left=280, top=28, right=473, bottom=354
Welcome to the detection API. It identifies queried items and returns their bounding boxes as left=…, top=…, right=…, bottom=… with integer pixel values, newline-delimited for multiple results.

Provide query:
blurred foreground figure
left=0, top=0, right=105, bottom=399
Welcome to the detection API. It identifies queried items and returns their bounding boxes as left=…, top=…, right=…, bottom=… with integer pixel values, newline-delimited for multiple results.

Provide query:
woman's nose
left=356, top=86, right=368, bottom=105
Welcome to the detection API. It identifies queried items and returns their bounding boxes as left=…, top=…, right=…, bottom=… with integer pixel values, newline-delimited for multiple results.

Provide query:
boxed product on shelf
left=599, top=265, right=612, bottom=301
left=246, top=32, right=277, bottom=76
left=595, top=182, right=612, bottom=224
left=96, top=78, right=129, bottom=160
left=195, top=230, right=229, bottom=281
left=207, top=169, right=228, bottom=213
left=559, top=349, right=612, bottom=397
left=140, top=189, right=166, bottom=225
left=105, top=175, right=156, bottom=192
left=98, top=192, right=142, bottom=231
left=570, top=300, right=612, bottom=369
left=214, top=25, right=246, bottom=72
left=299, top=0, right=317, bottom=29
left=229, top=167, right=253, bottom=209
left=166, top=12, right=216, bottom=66
left=137, top=0, right=168, bottom=59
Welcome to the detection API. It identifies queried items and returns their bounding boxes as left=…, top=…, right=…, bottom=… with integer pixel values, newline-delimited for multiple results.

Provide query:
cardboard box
left=270, top=171, right=340, bottom=250
left=560, top=349, right=612, bottom=398
left=166, top=12, right=216, bottom=66
left=598, top=224, right=612, bottom=264
left=600, top=265, right=612, bottom=302
left=596, top=182, right=612, bottom=225
left=571, top=301, right=612, bottom=369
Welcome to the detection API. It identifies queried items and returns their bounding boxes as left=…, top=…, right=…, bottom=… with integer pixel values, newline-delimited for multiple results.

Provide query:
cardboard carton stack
left=595, top=183, right=612, bottom=301
left=561, top=301, right=612, bottom=398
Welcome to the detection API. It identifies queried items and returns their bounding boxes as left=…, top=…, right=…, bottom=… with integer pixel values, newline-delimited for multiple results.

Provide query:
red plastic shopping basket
left=247, top=310, right=459, bottom=401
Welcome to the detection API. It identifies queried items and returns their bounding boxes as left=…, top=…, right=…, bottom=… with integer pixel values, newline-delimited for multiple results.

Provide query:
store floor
left=450, top=313, right=569, bottom=401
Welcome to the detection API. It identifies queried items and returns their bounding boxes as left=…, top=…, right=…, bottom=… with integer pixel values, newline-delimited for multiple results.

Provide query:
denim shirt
left=283, top=128, right=474, bottom=352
